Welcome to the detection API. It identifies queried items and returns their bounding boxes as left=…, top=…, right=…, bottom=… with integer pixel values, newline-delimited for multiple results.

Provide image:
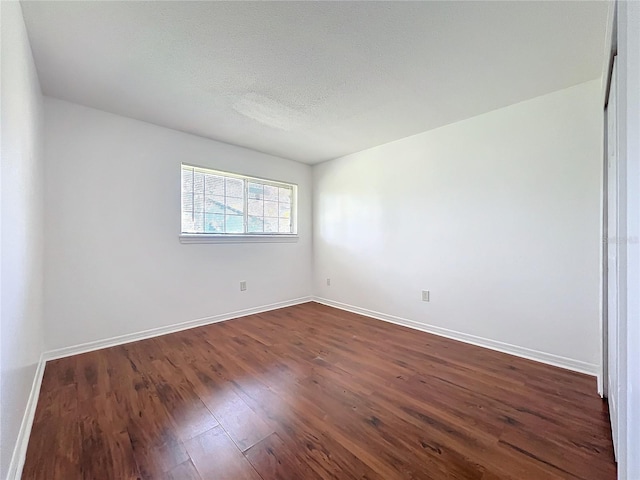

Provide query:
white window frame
left=179, top=163, right=298, bottom=244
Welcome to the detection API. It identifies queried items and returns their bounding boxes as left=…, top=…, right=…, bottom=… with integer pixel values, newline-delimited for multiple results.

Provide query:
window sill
left=179, top=234, right=299, bottom=244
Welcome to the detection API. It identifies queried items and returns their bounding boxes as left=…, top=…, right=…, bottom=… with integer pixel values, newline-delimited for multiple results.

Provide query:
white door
left=606, top=58, right=618, bottom=458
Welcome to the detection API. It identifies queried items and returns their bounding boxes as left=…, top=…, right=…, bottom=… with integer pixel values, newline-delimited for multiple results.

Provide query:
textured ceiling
left=21, top=1, right=609, bottom=164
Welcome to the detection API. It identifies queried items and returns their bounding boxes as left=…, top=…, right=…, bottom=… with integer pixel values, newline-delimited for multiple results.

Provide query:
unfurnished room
left=1, top=1, right=639, bottom=479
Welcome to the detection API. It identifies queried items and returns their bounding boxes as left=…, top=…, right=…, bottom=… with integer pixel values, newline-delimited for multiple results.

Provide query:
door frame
left=604, top=55, right=619, bottom=458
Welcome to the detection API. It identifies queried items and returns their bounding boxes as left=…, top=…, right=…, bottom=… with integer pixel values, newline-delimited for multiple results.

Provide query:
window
left=181, top=164, right=297, bottom=239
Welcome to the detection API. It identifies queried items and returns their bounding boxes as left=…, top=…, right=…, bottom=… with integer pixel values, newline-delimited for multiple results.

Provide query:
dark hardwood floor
left=22, top=302, right=616, bottom=479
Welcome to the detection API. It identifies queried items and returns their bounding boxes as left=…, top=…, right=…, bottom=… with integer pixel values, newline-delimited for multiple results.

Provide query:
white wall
left=313, top=80, right=603, bottom=371
left=615, top=1, right=640, bottom=477
left=0, top=2, right=45, bottom=478
left=43, top=98, right=312, bottom=351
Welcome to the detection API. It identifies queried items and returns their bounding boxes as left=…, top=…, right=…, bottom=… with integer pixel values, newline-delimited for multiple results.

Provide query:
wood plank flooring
left=22, top=302, right=616, bottom=479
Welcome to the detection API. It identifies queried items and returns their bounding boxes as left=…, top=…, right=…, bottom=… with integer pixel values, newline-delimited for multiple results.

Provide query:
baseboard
left=597, top=372, right=604, bottom=398
left=8, top=297, right=312, bottom=479
left=7, top=354, right=47, bottom=480
left=43, top=296, right=313, bottom=361
left=313, top=297, right=599, bottom=377
left=8, top=296, right=598, bottom=479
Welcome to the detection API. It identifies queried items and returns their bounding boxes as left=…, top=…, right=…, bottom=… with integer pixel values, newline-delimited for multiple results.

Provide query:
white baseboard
left=7, top=354, right=47, bottom=480
left=8, top=297, right=312, bottom=479
left=9, top=297, right=312, bottom=479
left=597, top=372, right=604, bottom=398
left=313, top=297, right=599, bottom=377
left=43, top=296, right=313, bottom=361
left=10, top=295, right=598, bottom=479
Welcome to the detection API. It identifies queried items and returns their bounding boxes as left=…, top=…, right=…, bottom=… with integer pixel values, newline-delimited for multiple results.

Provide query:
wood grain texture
left=22, top=302, right=616, bottom=479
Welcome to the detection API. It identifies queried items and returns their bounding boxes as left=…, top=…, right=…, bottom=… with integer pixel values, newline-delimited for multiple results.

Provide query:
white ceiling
left=21, top=1, right=609, bottom=164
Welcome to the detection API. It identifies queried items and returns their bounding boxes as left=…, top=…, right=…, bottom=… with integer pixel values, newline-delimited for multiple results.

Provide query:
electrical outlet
left=422, top=290, right=430, bottom=302
left=240, top=281, right=247, bottom=291
left=326, top=278, right=331, bottom=286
